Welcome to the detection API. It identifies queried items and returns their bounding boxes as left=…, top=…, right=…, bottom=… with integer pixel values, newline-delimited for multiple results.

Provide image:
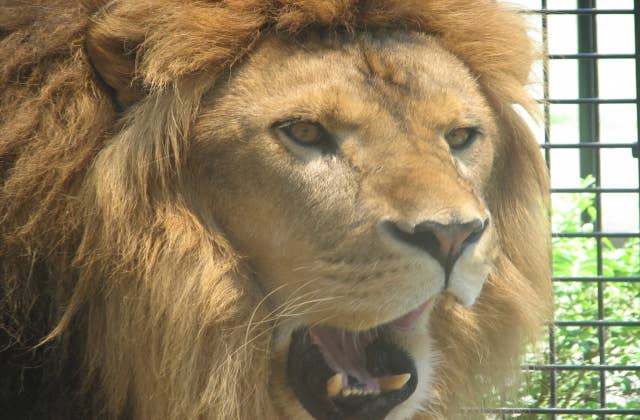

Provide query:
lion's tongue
left=308, top=303, right=427, bottom=391
left=309, top=326, right=378, bottom=390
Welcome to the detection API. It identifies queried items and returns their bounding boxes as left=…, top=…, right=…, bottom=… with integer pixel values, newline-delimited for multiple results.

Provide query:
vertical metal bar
left=595, top=179, right=606, bottom=420
left=541, top=1, right=556, bottom=417
left=635, top=0, right=640, bottom=162
left=578, top=0, right=599, bottom=178
left=542, top=0, right=552, bottom=169
left=548, top=326, right=557, bottom=412
left=634, top=7, right=640, bottom=367
left=577, top=1, right=605, bottom=417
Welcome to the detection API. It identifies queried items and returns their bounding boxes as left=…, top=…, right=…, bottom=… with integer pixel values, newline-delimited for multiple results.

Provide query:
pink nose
left=418, top=219, right=487, bottom=262
left=383, top=218, right=488, bottom=271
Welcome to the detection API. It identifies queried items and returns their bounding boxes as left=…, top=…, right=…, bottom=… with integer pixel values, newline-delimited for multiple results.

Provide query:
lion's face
left=186, top=30, right=498, bottom=419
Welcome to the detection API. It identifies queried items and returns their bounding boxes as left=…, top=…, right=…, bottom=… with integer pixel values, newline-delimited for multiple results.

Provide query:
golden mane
left=1, top=1, right=551, bottom=418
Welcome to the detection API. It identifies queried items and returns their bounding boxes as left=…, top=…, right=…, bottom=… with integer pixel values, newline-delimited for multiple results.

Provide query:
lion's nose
left=383, top=218, right=489, bottom=269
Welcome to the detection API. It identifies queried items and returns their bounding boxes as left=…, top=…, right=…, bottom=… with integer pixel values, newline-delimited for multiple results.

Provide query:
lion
left=0, top=1, right=552, bottom=419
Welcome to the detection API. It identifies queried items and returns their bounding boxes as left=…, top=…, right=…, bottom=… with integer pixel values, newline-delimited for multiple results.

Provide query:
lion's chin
left=286, top=301, right=431, bottom=420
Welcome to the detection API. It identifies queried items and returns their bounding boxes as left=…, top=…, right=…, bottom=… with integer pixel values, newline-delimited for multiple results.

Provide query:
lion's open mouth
left=287, top=303, right=428, bottom=420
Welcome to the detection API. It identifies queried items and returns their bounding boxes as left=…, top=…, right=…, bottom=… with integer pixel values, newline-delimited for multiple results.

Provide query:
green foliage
left=516, top=176, right=640, bottom=415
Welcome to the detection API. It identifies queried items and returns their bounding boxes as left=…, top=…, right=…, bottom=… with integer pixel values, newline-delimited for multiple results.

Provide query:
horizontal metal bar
left=481, top=408, right=640, bottom=415
left=546, top=98, right=637, bottom=104
left=540, top=142, right=639, bottom=149
left=523, top=364, right=640, bottom=371
left=528, top=8, right=636, bottom=15
left=554, top=320, right=640, bottom=327
left=553, top=276, right=640, bottom=282
left=552, top=187, right=639, bottom=193
left=552, top=232, right=640, bottom=238
left=549, top=53, right=637, bottom=59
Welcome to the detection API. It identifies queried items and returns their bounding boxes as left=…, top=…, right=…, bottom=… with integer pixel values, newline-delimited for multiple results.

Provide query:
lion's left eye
left=445, top=127, right=482, bottom=150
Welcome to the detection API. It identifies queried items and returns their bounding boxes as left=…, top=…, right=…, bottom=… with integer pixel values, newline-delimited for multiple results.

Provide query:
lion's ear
left=86, top=18, right=145, bottom=107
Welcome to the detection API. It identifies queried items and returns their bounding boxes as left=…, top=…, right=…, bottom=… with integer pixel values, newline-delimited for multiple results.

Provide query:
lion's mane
left=0, top=1, right=551, bottom=418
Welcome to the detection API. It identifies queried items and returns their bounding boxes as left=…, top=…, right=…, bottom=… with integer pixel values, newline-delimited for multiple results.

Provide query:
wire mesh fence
left=486, top=0, right=640, bottom=418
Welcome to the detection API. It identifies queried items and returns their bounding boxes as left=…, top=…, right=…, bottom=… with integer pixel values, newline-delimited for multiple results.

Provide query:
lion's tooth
left=378, top=373, right=411, bottom=392
left=342, top=388, right=352, bottom=397
left=326, top=373, right=343, bottom=398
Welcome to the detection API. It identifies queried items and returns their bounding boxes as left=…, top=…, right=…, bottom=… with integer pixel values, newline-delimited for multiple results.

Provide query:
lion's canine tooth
left=341, top=388, right=352, bottom=397
left=326, top=373, right=343, bottom=398
left=378, top=373, right=411, bottom=392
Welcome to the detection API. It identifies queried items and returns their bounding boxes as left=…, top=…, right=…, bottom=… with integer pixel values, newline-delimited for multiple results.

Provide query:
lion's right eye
left=283, top=121, right=323, bottom=145
left=276, top=120, right=334, bottom=149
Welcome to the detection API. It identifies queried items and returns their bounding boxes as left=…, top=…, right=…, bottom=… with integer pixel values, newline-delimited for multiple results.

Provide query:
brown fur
left=1, top=1, right=551, bottom=419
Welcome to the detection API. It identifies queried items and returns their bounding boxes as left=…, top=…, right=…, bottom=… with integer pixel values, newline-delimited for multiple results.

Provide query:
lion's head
left=1, top=1, right=551, bottom=419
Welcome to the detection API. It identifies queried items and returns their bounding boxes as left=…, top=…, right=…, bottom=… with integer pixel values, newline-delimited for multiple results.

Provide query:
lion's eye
left=445, top=127, right=482, bottom=150
left=279, top=121, right=327, bottom=146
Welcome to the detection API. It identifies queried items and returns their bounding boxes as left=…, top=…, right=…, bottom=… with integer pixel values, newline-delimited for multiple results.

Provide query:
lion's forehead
left=215, top=30, right=490, bottom=136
